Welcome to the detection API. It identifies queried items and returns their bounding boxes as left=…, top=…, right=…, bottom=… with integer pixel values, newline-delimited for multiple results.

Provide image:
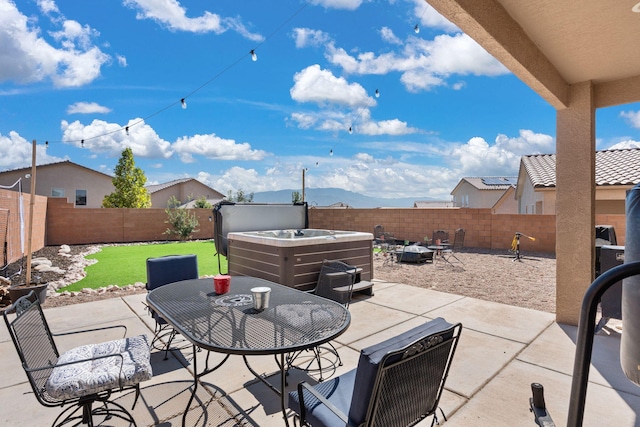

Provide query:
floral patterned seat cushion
left=45, top=334, right=152, bottom=400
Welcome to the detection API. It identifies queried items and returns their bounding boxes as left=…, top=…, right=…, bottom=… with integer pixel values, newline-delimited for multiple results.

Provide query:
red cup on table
left=214, top=275, right=231, bottom=294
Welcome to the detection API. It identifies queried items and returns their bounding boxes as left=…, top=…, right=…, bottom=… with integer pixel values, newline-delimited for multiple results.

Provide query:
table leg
left=182, top=346, right=230, bottom=427
left=242, top=354, right=290, bottom=426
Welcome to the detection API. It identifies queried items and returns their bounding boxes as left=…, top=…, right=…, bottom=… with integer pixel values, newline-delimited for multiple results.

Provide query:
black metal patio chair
left=3, top=291, right=152, bottom=427
left=146, top=254, right=199, bottom=359
left=289, top=317, right=462, bottom=427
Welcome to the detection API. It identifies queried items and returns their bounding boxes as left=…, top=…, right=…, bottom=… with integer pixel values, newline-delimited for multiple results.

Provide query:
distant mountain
left=252, top=188, right=434, bottom=208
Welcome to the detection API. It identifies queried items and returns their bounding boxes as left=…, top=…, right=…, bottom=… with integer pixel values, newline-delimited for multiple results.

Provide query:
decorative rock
left=59, top=245, right=71, bottom=254
left=32, top=258, right=52, bottom=267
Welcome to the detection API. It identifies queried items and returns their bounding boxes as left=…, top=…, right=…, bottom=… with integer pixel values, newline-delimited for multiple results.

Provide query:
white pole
left=25, top=140, right=36, bottom=285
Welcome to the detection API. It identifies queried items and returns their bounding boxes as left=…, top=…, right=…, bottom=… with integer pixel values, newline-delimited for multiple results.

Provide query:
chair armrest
left=52, top=324, right=127, bottom=339
left=297, top=381, right=351, bottom=426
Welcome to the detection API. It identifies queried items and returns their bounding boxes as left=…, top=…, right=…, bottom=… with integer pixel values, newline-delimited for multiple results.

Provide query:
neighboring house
left=0, top=160, right=114, bottom=208
left=146, top=178, right=225, bottom=208
left=491, top=186, right=518, bottom=214
left=413, top=200, right=455, bottom=208
left=516, top=148, right=640, bottom=214
left=450, top=177, right=518, bottom=210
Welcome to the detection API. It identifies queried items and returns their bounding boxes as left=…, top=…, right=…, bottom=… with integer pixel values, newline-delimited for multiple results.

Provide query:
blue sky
left=1, top=0, right=639, bottom=201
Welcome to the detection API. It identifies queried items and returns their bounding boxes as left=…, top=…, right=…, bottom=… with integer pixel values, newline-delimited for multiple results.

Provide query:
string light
left=375, top=88, right=380, bottom=98
left=348, top=126, right=353, bottom=135
left=32, top=2, right=310, bottom=146
left=45, top=141, right=48, bottom=148
left=414, top=24, right=420, bottom=34
left=414, top=3, right=428, bottom=34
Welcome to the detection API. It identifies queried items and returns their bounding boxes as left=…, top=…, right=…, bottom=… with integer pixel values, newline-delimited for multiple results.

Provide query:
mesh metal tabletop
left=146, top=277, right=351, bottom=355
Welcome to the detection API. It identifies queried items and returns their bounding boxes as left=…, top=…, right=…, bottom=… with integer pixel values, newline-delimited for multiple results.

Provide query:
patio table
left=146, top=276, right=351, bottom=426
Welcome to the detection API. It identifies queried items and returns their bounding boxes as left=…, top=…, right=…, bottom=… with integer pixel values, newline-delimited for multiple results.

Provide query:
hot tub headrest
left=213, top=201, right=308, bottom=257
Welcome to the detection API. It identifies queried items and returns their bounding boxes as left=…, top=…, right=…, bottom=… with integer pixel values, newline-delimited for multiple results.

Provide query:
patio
left=2, top=279, right=639, bottom=426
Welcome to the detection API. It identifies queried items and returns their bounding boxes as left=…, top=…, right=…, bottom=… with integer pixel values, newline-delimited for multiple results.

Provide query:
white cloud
left=621, top=111, right=640, bottom=129
left=325, top=33, right=508, bottom=92
left=60, top=118, right=173, bottom=158
left=116, top=54, right=127, bottom=67
left=0, top=0, right=110, bottom=87
left=357, top=118, right=419, bottom=135
left=123, top=0, right=264, bottom=41
left=67, top=102, right=112, bottom=114
left=449, top=130, right=555, bottom=176
left=292, top=28, right=330, bottom=48
left=608, top=139, right=640, bottom=149
left=290, top=65, right=375, bottom=108
left=172, top=133, right=267, bottom=163
left=37, top=0, right=59, bottom=15
left=0, top=131, right=66, bottom=169
left=309, top=0, right=363, bottom=10
left=380, top=27, right=402, bottom=45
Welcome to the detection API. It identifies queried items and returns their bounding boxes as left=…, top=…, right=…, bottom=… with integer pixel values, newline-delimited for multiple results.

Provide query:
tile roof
left=522, top=148, right=640, bottom=188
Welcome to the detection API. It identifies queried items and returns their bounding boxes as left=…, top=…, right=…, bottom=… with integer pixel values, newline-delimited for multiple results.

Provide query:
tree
left=226, top=189, right=254, bottom=202
left=193, top=196, right=212, bottom=209
left=291, top=191, right=302, bottom=203
left=164, top=196, right=199, bottom=240
left=102, top=148, right=151, bottom=208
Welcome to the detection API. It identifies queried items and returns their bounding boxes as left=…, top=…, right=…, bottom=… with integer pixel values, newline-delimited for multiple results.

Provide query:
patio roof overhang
left=426, top=0, right=640, bottom=109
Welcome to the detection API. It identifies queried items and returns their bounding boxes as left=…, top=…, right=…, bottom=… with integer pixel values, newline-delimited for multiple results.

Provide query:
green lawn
left=61, top=240, right=227, bottom=292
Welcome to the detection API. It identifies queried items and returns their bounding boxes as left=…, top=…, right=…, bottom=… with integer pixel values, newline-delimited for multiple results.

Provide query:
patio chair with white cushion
left=3, top=291, right=153, bottom=427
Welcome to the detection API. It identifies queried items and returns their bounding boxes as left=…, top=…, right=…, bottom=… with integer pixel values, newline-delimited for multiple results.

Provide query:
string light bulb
left=348, top=126, right=353, bottom=135
left=181, top=98, right=187, bottom=109
left=414, top=24, right=420, bottom=34
left=45, top=141, right=48, bottom=148
left=330, top=149, right=333, bottom=156
left=81, top=139, right=84, bottom=147
left=250, top=49, right=258, bottom=61
left=125, top=126, right=129, bottom=136
left=375, top=89, right=380, bottom=98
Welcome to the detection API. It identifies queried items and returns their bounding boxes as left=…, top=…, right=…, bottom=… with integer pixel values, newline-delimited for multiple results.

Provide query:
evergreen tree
left=102, top=148, right=151, bottom=208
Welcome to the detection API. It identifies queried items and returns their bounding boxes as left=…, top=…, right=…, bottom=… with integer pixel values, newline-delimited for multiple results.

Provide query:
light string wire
left=42, top=2, right=310, bottom=146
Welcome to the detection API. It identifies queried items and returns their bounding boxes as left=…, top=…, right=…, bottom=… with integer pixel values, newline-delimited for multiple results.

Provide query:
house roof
left=145, top=178, right=193, bottom=194
left=0, top=160, right=112, bottom=178
left=521, top=148, right=640, bottom=189
left=451, top=177, right=517, bottom=195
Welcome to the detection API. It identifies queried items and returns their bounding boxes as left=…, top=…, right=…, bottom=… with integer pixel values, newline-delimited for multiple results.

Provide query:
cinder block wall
left=44, top=199, right=627, bottom=254
left=46, top=198, right=215, bottom=245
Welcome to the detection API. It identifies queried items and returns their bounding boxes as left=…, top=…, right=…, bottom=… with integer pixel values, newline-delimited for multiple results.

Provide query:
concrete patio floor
left=2, top=279, right=639, bottom=426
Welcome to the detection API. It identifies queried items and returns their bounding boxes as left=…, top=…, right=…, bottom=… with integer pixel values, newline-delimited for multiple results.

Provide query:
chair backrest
left=432, top=230, right=449, bottom=244
left=315, top=259, right=357, bottom=305
left=452, top=228, right=465, bottom=249
left=373, top=225, right=385, bottom=242
left=3, top=291, right=61, bottom=406
left=146, top=254, right=199, bottom=290
left=348, top=317, right=462, bottom=427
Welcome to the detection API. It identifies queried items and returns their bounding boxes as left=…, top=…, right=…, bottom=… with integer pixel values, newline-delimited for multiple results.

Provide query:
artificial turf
left=61, top=240, right=227, bottom=292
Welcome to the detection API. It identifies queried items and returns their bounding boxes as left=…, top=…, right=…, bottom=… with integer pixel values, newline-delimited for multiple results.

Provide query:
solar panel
left=481, top=177, right=517, bottom=186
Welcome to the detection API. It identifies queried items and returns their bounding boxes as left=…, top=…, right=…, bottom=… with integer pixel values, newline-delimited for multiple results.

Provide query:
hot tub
left=227, top=228, right=374, bottom=291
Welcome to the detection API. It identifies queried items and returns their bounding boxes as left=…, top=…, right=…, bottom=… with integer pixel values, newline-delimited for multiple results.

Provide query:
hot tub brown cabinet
left=227, top=229, right=374, bottom=291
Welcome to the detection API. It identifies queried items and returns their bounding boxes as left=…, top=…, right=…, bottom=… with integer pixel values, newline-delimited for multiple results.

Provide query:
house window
left=51, top=188, right=65, bottom=197
left=75, top=190, right=87, bottom=206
